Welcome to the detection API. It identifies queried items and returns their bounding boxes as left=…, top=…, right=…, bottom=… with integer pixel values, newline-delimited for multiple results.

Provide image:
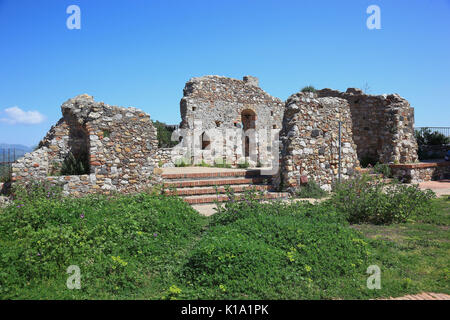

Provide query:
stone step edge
left=163, top=177, right=270, bottom=188
left=183, top=192, right=289, bottom=204
left=164, top=184, right=271, bottom=196
left=161, top=170, right=262, bottom=180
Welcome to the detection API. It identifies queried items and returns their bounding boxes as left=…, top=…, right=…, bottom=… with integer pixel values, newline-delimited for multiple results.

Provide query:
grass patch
left=351, top=196, right=450, bottom=297
left=179, top=198, right=369, bottom=299
left=0, top=183, right=206, bottom=299
left=1, top=184, right=448, bottom=299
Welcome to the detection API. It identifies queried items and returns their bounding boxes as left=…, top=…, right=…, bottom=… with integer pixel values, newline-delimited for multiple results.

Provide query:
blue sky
left=0, top=0, right=449, bottom=147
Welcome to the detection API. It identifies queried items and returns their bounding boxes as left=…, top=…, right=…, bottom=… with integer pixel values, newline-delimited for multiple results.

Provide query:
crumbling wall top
left=182, top=75, right=281, bottom=104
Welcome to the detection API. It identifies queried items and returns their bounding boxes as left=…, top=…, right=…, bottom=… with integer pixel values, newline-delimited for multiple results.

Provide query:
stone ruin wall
left=9, top=76, right=420, bottom=197
left=278, top=92, right=359, bottom=192
left=390, top=162, right=450, bottom=183
left=12, top=94, right=160, bottom=196
left=173, top=75, right=284, bottom=167
left=317, top=88, right=418, bottom=164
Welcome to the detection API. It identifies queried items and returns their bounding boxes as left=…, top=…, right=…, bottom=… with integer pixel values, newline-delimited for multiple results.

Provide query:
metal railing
left=415, top=127, right=450, bottom=137
left=0, top=148, right=16, bottom=182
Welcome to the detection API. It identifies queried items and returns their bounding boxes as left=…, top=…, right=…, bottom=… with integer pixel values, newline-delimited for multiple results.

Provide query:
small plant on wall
left=102, top=129, right=111, bottom=138
left=214, top=158, right=231, bottom=168
left=48, top=161, right=62, bottom=176
left=301, top=85, right=316, bottom=93
left=175, top=157, right=190, bottom=167
left=237, top=160, right=250, bottom=169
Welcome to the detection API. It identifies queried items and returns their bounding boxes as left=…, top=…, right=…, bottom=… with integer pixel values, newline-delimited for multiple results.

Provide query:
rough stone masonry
left=171, top=75, right=284, bottom=168
left=12, top=94, right=160, bottom=196
left=277, top=92, right=359, bottom=192
left=10, top=76, right=420, bottom=196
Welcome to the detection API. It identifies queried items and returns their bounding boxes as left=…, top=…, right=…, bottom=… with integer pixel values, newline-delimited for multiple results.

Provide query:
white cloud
left=0, top=106, right=46, bottom=125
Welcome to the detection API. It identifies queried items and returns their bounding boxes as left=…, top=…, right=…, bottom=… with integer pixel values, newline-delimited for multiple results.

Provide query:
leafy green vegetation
left=61, top=152, right=90, bottom=176
left=373, top=163, right=391, bottom=177
left=332, top=175, right=436, bottom=224
left=295, top=181, right=328, bottom=199
left=415, top=128, right=449, bottom=146
left=301, top=85, right=316, bottom=93
left=179, top=191, right=368, bottom=299
left=102, top=130, right=111, bottom=138
left=237, top=160, right=250, bottom=169
left=0, top=164, right=11, bottom=182
left=214, top=158, right=232, bottom=168
left=351, top=196, right=450, bottom=297
left=174, top=157, right=190, bottom=167
left=195, top=160, right=211, bottom=167
left=0, top=182, right=206, bottom=299
left=0, top=182, right=447, bottom=300
left=153, top=120, right=178, bottom=148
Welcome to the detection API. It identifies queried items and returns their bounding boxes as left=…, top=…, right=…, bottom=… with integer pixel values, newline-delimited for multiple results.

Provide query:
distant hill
left=0, top=144, right=33, bottom=162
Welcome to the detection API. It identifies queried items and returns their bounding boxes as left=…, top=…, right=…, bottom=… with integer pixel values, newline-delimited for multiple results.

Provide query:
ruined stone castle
left=11, top=75, right=420, bottom=195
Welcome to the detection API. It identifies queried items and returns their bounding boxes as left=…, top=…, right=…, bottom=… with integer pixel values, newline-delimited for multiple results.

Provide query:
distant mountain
left=0, top=143, right=33, bottom=162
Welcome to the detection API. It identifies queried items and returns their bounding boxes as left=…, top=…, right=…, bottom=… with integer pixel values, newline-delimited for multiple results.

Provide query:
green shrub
left=0, top=164, right=11, bottom=182
left=237, top=160, right=250, bottom=169
left=175, top=158, right=190, bottom=167
left=295, top=181, right=328, bottom=199
left=11, top=180, right=63, bottom=204
left=331, top=175, right=436, bottom=224
left=214, top=158, right=231, bottom=168
left=102, top=130, right=111, bottom=138
left=61, top=152, right=89, bottom=176
left=301, top=85, right=316, bottom=93
left=373, top=163, right=391, bottom=177
left=195, top=160, right=211, bottom=167
left=415, top=128, right=449, bottom=146
left=0, top=191, right=205, bottom=299
left=180, top=192, right=369, bottom=299
left=153, top=121, right=179, bottom=148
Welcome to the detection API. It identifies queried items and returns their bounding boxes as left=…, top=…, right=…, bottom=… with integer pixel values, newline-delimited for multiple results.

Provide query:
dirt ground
left=418, top=179, right=450, bottom=197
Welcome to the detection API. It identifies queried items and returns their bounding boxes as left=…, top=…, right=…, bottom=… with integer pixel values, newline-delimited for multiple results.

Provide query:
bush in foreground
left=331, top=175, right=436, bottom=224
left=179, top=190, right=370, bottom=299
left=295, top=181, right=328, bottom=199
left=0, top=184, right=205, bottom=299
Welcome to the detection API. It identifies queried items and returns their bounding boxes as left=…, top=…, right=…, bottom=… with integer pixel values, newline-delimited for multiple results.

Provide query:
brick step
left=183, top=192, right=289, bottom=205
left=161, top=169, right=262, bottom=180
left=164, top=177, right=270, bottom=188
left=164, top=184, right=271, bottom=196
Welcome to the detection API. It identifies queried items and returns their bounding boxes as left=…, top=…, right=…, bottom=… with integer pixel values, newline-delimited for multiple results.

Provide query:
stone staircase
left=161, top=169, right=289, bottom=205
